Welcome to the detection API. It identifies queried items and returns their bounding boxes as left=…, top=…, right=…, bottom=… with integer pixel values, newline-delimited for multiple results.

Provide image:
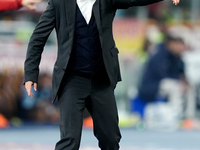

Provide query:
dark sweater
left=67, top=5, right=103, bottom=77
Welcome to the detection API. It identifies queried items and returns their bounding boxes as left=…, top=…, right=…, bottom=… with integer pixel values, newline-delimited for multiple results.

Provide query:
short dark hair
left=165, top=33, right=184, bottom=44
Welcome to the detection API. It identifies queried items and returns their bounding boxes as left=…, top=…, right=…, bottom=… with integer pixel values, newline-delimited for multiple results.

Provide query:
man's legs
left=55, top=73, right=91, bottom=150
left=86, top=71, right=121, bottom=150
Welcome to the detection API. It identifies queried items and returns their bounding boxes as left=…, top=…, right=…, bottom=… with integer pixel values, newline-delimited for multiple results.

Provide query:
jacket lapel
left=65, top=0, right=76, bottom=35
left=93, top=0, right=102, bottom=35
left=64, top=0, right=102, bottom=41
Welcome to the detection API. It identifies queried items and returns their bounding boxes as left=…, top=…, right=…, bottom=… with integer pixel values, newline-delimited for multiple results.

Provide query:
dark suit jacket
left=24, top=0, right=163, bottom=102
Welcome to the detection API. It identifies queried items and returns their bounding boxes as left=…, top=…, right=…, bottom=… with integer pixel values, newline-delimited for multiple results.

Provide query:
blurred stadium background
left=1, top=0, right=200, bottom=149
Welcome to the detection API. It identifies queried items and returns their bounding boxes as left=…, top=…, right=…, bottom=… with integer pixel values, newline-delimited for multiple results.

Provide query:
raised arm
left=24, top=0, right=56, bottom=98
left=114, top=0, right=180, bottom=9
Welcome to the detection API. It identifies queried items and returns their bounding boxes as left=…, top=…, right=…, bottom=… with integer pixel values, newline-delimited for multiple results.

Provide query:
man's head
left=165, top=34, right=186, bottom=56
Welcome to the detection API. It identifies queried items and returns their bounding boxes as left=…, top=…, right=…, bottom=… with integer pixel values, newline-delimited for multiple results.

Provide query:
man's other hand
left=172, top=0, right=180, bottom=5
left=22, top=0, right=42, bottom=11
left=25, top=81, right=37, bottom=98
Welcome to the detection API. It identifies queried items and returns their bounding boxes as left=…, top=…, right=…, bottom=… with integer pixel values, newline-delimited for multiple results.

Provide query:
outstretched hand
left=22, top=0, right=42, bottom=10
left=172, top=0, right=180, bottom=5
left=25, top=81, right=37, bottom=98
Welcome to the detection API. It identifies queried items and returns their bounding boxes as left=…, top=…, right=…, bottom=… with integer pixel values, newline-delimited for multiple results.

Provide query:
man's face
left=168, top=40, right=186, bottom=56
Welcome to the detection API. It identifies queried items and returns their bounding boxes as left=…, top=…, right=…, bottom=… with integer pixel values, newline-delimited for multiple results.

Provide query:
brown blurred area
left=0, top=69, right=23, bottom=119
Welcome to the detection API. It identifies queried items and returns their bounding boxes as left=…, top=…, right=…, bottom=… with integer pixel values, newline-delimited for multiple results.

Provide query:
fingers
left=172, top=0, right=176, bottom=5
left=172, top=0, right=180, bottom=5
left=33, top=82, right=37, bottom=91
left=25, top=81, right=36, bottom=98
left=25, top=81, right=33, bottom=98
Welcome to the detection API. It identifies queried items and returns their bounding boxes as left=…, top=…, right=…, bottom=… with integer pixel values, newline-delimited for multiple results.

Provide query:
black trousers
left=55, top=69, right=121, bottom=150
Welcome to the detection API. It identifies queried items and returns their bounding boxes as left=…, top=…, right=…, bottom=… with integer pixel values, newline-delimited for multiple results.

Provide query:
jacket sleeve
left=24, top=0, right=56, bottom=84
left=0, top=0, right=22, bottom=12
left=114, top=0, right=164, bottom=9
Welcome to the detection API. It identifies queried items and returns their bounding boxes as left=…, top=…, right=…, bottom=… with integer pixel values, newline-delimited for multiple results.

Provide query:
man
left=138, top=34, right=187, bottom=102
left=0, top=0, right=41, bottom=12
left=24, top=0, right=180, bottom=149
left=133, top=33, right=187, bottom=119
